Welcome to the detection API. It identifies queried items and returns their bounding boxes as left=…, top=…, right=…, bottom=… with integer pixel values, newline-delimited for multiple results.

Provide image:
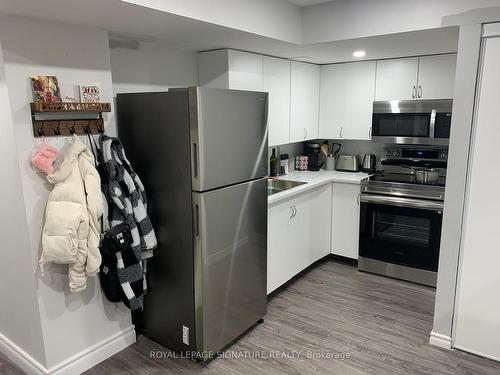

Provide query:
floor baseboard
left=0, top=332, right=46, bottom=375
left=49, top=325, right=136, bottom=375
left=429, top=331, right=452, bottom=350
left=0, top=326, right=136, bottom=375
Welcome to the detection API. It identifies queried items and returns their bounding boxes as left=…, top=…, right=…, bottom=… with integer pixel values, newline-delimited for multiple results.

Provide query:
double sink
left=268, top=178, right=306, bottom=196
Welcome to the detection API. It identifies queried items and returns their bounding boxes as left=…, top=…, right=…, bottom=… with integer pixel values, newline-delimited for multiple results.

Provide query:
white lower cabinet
left=267, top=184, right=332, bottom=294
left=331, top=183, right=360, bottom=259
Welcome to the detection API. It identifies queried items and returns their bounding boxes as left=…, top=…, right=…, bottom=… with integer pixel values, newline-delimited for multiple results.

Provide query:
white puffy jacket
left=40, top=136, right=103, bottom=292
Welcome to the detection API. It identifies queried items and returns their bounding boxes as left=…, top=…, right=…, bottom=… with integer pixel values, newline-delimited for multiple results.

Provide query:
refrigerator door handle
left=192, top=142, right=199, bottom=179
left=194, top=203, right=200, bottom=237
left=191, top=193, right=204, bottom=351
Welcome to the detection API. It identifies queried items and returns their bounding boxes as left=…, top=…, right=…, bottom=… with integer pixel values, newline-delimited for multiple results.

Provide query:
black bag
left=99, top=223, right=131, bottom=303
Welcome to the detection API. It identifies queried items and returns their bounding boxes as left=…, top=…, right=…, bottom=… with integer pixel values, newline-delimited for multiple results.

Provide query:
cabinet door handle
left=412, top=85, right=416, bottom=99
left=418, top=85, right=422, bottom=98
left=290, top=206, right=294, bottom=219
left=357, top=194, right=360, bottom=206
left=340, top=126, right=343, bottom=139
left=303, top=127, right=307, bottom=139
left=293, top=205, right=297, bottom=218
left=368, top=127, right=372, bottom=139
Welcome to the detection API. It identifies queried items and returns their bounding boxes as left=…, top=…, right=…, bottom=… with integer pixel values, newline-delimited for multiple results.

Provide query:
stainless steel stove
left=358, top=148, right=447, bottom=287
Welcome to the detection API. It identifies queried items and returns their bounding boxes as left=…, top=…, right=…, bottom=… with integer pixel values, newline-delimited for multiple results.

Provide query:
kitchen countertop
left=268, top=170, right=370, bottom=206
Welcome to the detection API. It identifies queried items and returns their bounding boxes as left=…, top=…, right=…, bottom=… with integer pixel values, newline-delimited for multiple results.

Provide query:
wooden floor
left=0, top=351, right=24, bottom=375
left=3, top=260, right=500, bottom=374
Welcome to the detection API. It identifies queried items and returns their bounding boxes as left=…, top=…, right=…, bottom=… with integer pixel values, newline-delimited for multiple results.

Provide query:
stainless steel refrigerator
left=116, top=87, right=268, bottom=356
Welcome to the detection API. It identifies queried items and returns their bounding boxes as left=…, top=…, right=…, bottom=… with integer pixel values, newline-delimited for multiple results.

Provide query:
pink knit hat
left=31, top=143, right=59, bottom=175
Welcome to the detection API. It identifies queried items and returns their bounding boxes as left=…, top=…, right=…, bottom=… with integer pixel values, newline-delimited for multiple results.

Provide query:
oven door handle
left=360, top=194, right=443, bottom=211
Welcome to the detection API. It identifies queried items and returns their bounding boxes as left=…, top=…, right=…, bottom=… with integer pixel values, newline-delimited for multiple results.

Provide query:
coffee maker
left=304, top=142, right=321, bottom=171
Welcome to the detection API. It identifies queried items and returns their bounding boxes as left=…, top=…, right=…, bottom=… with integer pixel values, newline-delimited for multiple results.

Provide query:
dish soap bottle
left=270, top=148, right=278, bottom=177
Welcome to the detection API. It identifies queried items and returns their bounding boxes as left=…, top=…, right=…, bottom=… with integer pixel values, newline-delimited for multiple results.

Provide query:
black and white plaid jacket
left=100, top=135, right=158, bottom=310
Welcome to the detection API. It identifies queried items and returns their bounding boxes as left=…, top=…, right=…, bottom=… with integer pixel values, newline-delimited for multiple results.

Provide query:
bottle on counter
left=270, top=148, right=278, bottom=177
left=280, top=153, right=289, bottom=175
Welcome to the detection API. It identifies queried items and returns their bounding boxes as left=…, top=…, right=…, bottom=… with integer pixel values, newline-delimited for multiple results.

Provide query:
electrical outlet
left=182, top=325, right=189, bottom=345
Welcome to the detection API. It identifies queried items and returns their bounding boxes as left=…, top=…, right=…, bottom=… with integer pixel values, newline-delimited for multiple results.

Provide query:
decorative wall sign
left=31, top=75, right=62, bottom=103
left=79, top=83, right=101, bottom=103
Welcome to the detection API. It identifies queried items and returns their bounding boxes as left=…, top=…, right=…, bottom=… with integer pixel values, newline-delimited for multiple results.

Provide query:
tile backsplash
left=268, top=139, right=388, bottom=171
left=268, top=139, right=450, bottom=174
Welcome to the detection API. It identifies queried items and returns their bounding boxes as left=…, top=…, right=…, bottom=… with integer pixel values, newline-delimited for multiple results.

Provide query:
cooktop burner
left=361, top=172, right=446, bottom=201
left=361, top=150, right=448, bottom=201
left=368, top=173, right=446, bottom=187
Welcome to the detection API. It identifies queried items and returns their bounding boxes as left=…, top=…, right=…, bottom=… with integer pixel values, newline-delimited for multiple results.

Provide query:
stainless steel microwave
left=371, top=99, right=453, bottom=145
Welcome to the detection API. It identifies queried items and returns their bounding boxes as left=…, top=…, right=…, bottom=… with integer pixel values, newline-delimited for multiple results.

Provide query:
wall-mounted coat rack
left=30, top=102, right=111, bottom=137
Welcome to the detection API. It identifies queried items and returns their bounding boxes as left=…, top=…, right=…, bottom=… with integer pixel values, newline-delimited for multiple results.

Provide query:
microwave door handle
left=429, top=109, right=436, bottom=139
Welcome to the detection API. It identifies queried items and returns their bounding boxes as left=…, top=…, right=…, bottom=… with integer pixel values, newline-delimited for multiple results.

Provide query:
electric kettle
left=361, top=154, right=376, bottom=173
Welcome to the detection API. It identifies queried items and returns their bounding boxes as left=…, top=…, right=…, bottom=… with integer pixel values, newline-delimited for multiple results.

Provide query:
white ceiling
left=0, top=0, right=459, bottom=64
left=287, top=0, right=334, bottom=6
left=284, top=27, right=459, bottom=64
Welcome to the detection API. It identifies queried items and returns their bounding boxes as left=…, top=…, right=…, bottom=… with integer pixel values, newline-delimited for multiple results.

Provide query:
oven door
left=359, top=195, right=443, bottom=272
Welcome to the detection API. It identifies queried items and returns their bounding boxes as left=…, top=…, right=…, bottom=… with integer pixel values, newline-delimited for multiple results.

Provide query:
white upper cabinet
left=319, top=64, right=345, bottom=139
left=417, top=54, right=456, bottom=99
left=375, top=54, right=457, bottom=101
left=199, top=50, right=291, bottom=147
left=198, top=49, right=229, bottom=89
left=200, top=50, right=455, bottom=145
left=375, top=57, right=419, bottom=101
left=228, top=50, right=264, bottom=91
left=319, top=61, right=376, bottom=140
left=198, top=49, right=263, bottom=91
left=263, top=56, right=291, bottom=147
left=290, top=61, right=320, bottom=143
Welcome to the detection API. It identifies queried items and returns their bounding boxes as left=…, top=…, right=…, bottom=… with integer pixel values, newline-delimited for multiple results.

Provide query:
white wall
left=0, top=40, right=46, bottom=369
left=452, top=25, right=500, bottom=360
left=0, top=15, right=133, bottom=369
left=431, top=23, right=483, bottom=348
left=302, top=0, right=500, bottom=44
left=123, top=0, right=302, bottom=44
left=110, top=40, right=198, bottom=94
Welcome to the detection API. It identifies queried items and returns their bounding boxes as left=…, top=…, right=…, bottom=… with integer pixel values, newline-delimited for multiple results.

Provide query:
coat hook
left=37, top=126, right=45, bottom=137
left=97, top=122, right=104, bottom=133
left=69, top=124, right=76, bottom=135
left=84, top=124, right=91, bottom=134
left=54, top=123, right=61, bottom=136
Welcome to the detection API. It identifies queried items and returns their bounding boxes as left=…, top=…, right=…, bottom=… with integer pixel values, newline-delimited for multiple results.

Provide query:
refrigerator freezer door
left=116, top=90, right=197, bottom=352
left=190, top=87, right=268, bottom=192
left=192, top=177, right=267, bottom=353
